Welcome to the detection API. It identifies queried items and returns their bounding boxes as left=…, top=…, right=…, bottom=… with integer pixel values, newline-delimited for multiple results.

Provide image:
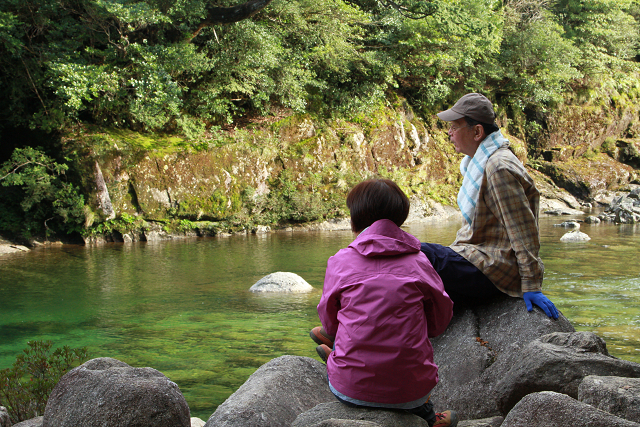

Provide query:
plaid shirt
left=450, top=147, right=543, bottom=296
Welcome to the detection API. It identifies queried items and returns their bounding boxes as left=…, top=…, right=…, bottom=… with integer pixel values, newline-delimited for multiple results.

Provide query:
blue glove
left=523, top=291, right=559, bottom=319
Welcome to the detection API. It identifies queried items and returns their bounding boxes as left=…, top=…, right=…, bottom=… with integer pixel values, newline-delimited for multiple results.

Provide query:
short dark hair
left=464, top=117, right=499, bottom=136
left=347, top=179, right=410, bottom=233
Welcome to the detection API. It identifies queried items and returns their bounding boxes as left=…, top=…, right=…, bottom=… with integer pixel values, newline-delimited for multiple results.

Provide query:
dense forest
left=1, top=0, right=639, bottom=240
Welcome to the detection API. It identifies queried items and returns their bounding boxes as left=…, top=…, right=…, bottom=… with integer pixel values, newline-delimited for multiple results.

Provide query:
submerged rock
left=250, top=272, right=314, bottom=293
left=553, top=221, right=580, bottom=228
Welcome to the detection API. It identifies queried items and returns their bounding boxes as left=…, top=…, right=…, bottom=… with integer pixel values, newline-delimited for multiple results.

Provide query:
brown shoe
left=433, top=410, right=458, bottom=427
left=316, top=344, right=332, bottom=363
left=310, top=326, right=334, bottom=347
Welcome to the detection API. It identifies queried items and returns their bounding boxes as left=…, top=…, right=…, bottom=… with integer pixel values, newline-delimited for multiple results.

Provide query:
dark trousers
left=420, top=242, right=502, bottom=303
left=334, top=395, right=437, bottom=426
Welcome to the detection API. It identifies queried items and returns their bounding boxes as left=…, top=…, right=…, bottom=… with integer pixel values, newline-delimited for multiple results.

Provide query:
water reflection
left=1, top=214, right=639, bottom=419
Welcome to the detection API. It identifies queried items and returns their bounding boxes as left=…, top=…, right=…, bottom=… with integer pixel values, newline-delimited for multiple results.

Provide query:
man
left=421, top=93, right=559, bottom=319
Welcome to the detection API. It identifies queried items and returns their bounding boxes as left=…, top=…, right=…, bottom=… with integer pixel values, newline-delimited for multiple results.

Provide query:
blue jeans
left=420, top=242, right=502, bottom=303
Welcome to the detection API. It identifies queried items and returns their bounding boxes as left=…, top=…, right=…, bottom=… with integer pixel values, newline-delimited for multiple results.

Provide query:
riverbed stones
left=500, top=391, right=640, bottom=427
left=250, top=272, right=314, bottom=293
left=494, top=331, right=640, bottom=415
left=291, top=402, right=428, bottom=427
left=578, top=376, right=640, bottom=423
left=607, top=192, right=640, bottom=224
left=42, top=357, right=190, bottom=427
left=204, top=355, right=334, bottom=427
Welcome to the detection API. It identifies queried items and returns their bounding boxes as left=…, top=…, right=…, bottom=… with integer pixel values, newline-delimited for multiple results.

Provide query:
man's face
left=448, top=118, right=480, bottom=157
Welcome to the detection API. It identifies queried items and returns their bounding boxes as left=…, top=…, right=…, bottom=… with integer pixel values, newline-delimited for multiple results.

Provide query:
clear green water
left=1, top=215, right=638, bottom=420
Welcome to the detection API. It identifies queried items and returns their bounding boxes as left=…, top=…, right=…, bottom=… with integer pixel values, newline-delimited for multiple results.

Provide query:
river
left=1, top=214, right=639, bottom=420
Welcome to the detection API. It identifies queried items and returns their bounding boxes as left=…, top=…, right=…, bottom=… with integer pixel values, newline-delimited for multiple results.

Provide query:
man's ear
left=473, top=124, right=486, bottom=141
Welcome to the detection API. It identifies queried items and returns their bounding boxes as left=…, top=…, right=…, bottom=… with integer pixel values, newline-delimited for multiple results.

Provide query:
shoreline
left=0, top=192, right=596, bottom=256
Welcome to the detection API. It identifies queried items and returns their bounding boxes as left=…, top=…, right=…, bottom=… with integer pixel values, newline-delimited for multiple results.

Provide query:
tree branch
left=189, top=0, right=275, bottom=40
left=202, top=0, right=275, bottom=25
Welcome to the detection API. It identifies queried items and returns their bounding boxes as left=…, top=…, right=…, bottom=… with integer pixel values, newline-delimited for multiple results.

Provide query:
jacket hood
left=349, top=219, right=421, bottom=257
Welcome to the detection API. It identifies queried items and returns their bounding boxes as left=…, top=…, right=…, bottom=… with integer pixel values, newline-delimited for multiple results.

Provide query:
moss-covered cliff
left=60, top=95, right=640, bottom=242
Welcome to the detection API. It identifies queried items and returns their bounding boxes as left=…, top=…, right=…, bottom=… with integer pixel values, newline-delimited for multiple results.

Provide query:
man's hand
left=523, top=291, right=559, bottom=319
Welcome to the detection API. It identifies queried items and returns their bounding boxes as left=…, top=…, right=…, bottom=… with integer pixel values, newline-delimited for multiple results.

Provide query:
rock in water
left=560, top=230, right=591, bottom=242
left=42, top=357, right=190, bottom=427
left=250, top=272, right=314, bottom=293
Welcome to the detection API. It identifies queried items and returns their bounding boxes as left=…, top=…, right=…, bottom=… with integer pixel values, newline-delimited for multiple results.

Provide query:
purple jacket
left=318, top=219, right=453, bottom=404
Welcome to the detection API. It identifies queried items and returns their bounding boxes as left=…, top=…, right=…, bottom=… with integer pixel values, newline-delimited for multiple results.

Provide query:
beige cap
left=437, top=93, right=496, bottom=124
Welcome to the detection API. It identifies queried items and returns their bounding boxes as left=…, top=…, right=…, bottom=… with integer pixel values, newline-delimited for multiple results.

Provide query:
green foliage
left=0, top=341, right=89, bottom=424
left=1, top=0, right=640, bottom=238
left=388, top=0, right=504, bottom=108
left=1, top=0, right=639, bottom=136
left=553, top=0, right=640, bottom=74
left=498, top=1, right=582, bottom=108
left=601, top=136, right=618, bottom=156
left=0, top=147, right=85, bottom=238
left=244, top=168, right=342, bottom=226
left=88, top=212, right=144, bottom=236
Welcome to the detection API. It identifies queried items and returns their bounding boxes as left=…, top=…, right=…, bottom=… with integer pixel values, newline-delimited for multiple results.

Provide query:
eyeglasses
left=449, top=124, right=470, bottom=134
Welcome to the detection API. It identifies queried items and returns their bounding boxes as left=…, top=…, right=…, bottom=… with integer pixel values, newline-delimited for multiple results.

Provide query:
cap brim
left=437, top=109, right=464, bottom=121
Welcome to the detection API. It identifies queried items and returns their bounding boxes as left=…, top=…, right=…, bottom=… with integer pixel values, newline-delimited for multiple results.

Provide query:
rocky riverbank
left=3, top=295, right=639, bottom=427
left=1, top=181, right=635, bottom=256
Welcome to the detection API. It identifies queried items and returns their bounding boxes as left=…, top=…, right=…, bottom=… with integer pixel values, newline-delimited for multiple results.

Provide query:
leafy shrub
left=0, top=341, right=89, bottom=424
left=0, top=147, right=86, bottom=239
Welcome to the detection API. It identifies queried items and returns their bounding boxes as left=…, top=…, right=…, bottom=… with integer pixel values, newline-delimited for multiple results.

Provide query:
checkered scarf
left=457, top=130, right=510, bottom=225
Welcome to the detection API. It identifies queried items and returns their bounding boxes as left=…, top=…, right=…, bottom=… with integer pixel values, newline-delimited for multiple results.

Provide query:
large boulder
left=301, top=421, right=381, bottom=427
left=42, top=357, right=190, bottom=427
left=493, top=332, right=640, bottom=414
left=250, top=272, right=314, bottom=293
left=204, top=355, right=334, bottom=427
left=11, top=418, right=42, bottom=427
left=500, top=391, right=640, bottom=427
left=579, top=376, right=640, bottom=423
left=428, top=294, right=575, bottom=419
left=457, top=418, right=503, bottom=427
left=291, top=402, right=427, bottom=427
left=0, top=407, right=10, bottom=427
